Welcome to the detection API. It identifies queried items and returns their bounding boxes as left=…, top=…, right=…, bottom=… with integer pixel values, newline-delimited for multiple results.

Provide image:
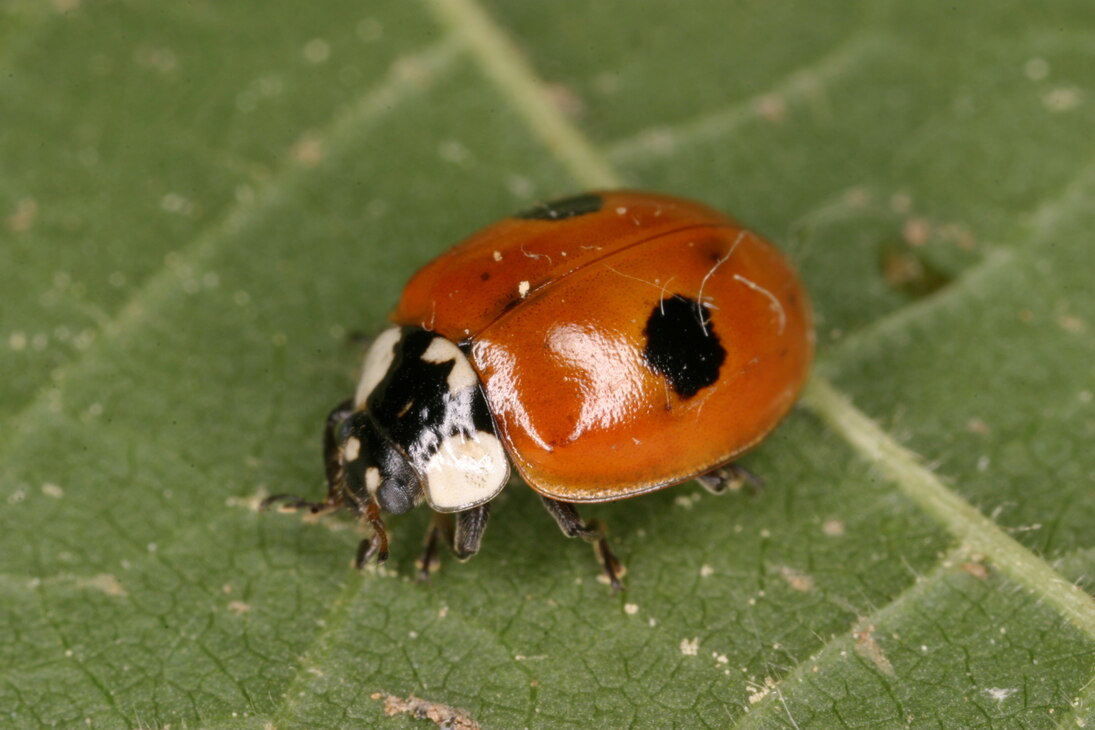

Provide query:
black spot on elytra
left=643, top=295, right=726, bottom=399
left=515, top=192, right=603, bottom=221
left=480, top=271, right=491, bottom=281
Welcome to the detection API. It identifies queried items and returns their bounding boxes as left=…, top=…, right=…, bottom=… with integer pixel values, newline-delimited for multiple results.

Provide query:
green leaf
left=2, top=1, right=1093, bottom=728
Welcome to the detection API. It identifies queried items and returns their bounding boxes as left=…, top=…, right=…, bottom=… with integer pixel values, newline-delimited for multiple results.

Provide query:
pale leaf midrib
left=425, top=0, right=623, bottom=190
left=802, top=377, right=1095, bottom=639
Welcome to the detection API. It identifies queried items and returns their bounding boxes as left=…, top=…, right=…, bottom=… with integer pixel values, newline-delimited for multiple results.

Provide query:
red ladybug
left=265, top=191, right=813, bottom=588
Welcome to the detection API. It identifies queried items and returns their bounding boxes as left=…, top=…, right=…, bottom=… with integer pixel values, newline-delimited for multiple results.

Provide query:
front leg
left=322, top=397, right=356, bottom=496
left=262, top=398, right=356, bottom=514
left=418, top=503, right=491, bottom=580
left=539, top=497, right=625, bottom=591
left=354, top=499, right=390, bottom=568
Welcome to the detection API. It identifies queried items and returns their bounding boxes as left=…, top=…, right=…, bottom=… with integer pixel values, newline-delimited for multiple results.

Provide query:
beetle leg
left=323, top=398, right=396, bottom=571
left=260, top=398, right=356, bottom=515
left=354, top=499, right=390, bottom=568
left=540, top=497, right=625, bottom=591
left=417, top=503, right=491, bottom=580
left=418, top=514, right=453, bottom=580
left=261, top=493, right=340, bottom=514
left=323, top=397, right=356, bottom=495
left=452, top=503, right=490, bottom=560
left=695, top=463, right=764, bottom=495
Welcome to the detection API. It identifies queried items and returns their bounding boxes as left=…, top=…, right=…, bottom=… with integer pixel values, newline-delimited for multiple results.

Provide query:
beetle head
left=337, top=411, right=423, bottom=515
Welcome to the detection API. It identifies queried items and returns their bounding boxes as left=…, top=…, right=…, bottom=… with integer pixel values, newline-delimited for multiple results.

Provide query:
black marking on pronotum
left=515, top=192, right=603, bottom=221
left=643, top=295, right=727, bottom=399
left=365, top=329, right=495, bottom=466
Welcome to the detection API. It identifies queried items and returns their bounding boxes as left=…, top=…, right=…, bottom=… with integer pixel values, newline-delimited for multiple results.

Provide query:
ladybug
left=264, top=191, right=813, bottom=588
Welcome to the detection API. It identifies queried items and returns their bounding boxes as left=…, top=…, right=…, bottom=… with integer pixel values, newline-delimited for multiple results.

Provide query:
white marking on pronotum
left=344, top=436, right=362, bottom=462
left=421, top=337, right=478, bottom=391
left=733, top=273, right=787, bottom=334
left=696, top=230, right=747, bottom=336
left=423, top=431, right=509, bottom=512
left=354, top=327, right=403, bottom=407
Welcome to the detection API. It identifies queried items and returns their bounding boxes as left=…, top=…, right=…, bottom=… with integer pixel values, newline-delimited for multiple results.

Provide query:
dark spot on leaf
left=879, top=240, right=952, bottom=300
left=515, top=193, right=603, bottom=221
left=643, top=295, right=726, bottom=399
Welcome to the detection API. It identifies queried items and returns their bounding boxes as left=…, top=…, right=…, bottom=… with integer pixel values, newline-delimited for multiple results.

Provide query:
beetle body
left=266, top=191, right=813, bottom=586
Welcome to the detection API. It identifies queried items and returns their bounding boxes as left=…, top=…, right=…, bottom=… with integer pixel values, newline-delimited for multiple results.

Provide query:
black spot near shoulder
left=515, top=193, right=603, bottom=221
left=643, top=295, right=726, bottom=399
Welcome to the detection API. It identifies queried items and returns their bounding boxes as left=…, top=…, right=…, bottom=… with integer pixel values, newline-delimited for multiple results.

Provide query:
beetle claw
left=595, top=538, right=626, bottom=592
left=354, top=534, right=389, bottom=569
left=696, top=463, right=764, bottom=495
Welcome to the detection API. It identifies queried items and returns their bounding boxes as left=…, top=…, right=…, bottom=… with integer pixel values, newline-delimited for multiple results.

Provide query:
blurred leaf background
left=1, top=1, right=1093, bottom=728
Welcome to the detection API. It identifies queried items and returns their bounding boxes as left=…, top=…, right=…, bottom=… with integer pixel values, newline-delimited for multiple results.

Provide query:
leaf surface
left=2, top=1, right=1093, bottom=728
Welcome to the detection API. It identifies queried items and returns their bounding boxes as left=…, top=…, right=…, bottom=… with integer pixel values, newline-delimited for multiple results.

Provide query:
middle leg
left=418, top=503, right=491, bottom=580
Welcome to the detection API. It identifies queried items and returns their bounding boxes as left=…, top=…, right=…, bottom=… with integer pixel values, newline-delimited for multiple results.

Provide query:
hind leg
left=694, top=463, right=764, bottom=495
left=540, top=497, right=625, bottom=591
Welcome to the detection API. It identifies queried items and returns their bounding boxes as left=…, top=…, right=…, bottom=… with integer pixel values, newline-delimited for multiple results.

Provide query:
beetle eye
left=377, top=479, right=415, bottom=515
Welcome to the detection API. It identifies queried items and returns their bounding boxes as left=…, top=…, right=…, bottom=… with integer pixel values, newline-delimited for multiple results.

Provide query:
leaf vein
left=608, top=32, right=887, bottom=166
left=0, top=37, right=463, bottom=459
left=32, top=581, right=133, bottom=726
left=425, top=0, right=623, bottom=190
left=733, top=549, right=962, bottom=729
left=802, top=377, right=1095, bottom=640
